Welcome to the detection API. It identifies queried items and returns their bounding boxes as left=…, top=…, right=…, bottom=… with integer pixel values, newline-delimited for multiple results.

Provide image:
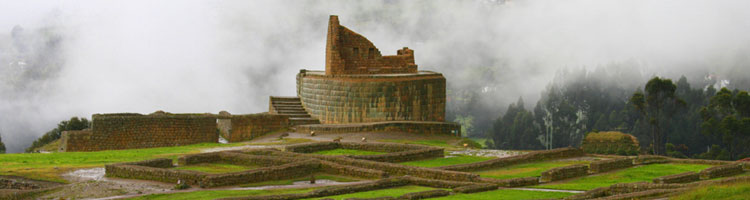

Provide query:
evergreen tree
left=629, top=77, right=684, bottom=155
left=0, top=134, right=5, bottom=153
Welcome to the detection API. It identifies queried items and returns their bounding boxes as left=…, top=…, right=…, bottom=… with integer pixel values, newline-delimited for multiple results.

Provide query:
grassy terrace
left=312, top=149, right=385, bottom=156
left=378, top=139, right=456, bottom=149
left=0, top=138, right=312, bottom=182
left=431, top=189, right=573, bottom=200
left=400, top=155, right=494, bottom=168
left=476, top=160, right=592, bottom=179
left=302, top=185, right=440, bottom=200
left=128, top=188, right=315, bottom=200
left=533, top=163, right=713, bottom=191
left=671, top=182, right=750, bottom=200
left=173, top=162, right=259, bottom=174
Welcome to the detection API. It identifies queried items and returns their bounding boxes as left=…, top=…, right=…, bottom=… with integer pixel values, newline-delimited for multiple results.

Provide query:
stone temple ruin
left=61, top=15, right=459, bottom=152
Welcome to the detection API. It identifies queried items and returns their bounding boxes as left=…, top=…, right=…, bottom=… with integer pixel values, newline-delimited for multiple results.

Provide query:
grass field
left=127, top=188, right=314, bottom=200
left=312, top=149, right=385, bottom=156
left=476, top=160, right=591, bottom=179
left=302, top=185, right=440, bottom=200
left=0, top=138, right=312, bottom=182
left=430, top=189, right=573, bottom=200
left=533, top=163, right=713, bottom=191
left=469, top=138, right=489, bottom=148
left=173, top=162, right=259, bottom=174
left=670, top=182, right=750, bottom=200
left=239, top=173, right=362, bottom=187
left=400, top=155, right=494, bottom=168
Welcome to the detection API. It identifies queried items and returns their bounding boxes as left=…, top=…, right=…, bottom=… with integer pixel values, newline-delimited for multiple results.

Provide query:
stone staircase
left=269, top=96, right=320, bottom=126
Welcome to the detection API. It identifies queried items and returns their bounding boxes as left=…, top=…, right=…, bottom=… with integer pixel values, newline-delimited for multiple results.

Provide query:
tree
left=701, top=88, right=750, bottom=160
left=25, top=117, right=90, bottom=153
left=0, top=134, right=5, bottom=153
left=629, top=77, right=684, bottom=155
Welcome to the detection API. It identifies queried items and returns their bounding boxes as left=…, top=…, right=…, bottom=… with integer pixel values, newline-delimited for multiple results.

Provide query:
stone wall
left=64, top=113, right=217, bottom=151
left=653, top=172, right=699, bottom=184
left=699, top=164, right=743, bottom=179
left=295, top=121, right=460, bottom=136
left=437, top=147, right=584, bottom=172
left=589, top=158, right=634, bottom=173
left=220, top=113, right=289, bottom=142
left=540, top=164, right=589, bottom=182
left=297, top=70, right=446, bottom=124
left=325, top=15, right=417, bottom=75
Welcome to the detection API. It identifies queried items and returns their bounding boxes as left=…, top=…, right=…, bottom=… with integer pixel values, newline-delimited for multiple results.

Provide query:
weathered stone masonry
left=297, top=71, right=446, bottom=124
left=63, top=113, right=216, bottom=152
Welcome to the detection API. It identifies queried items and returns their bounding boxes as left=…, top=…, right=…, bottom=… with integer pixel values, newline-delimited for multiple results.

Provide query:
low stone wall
left=245, top=149, right=479, bottom=182
left=218, top=178, right=411, bottom=200
left=589, top=158, right=633, bottom=173
left=653, top=172, right=699, bottom=184
left=452, top=183, right=497, bottom=193
left=283, top=142, right=340, bottom=153
left=399, top=189, right=450, bottom=199
left=122, top=158, right=174, bottom=168
left=285, top=142, right=444, bottom=163
left=699, top=164, right=743, bottom=179
left=295, top=121, right=461, bottom=136
left=480, top=177, right=540, bottom=187
left=634, top=155, right=670, bottom=165
left=320, top=161, right=388, bottom=179
left=347, top=148, right=443, bottom=163
left=437, top=147, right=584, bottom=172
left=402, top=176, right=476, bottom=189
left=105, top=164, right=207, bottom=185
left=201, top=160, right=320, bottom=188
left=540, top=164, right=589, bottom=182
left=60, top=130, right=93, bottom=152
left=221, top=113, right=289, bottom=143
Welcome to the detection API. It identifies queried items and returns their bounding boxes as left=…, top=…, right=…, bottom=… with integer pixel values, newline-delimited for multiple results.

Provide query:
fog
left=1, top=0, right=749, bottom=153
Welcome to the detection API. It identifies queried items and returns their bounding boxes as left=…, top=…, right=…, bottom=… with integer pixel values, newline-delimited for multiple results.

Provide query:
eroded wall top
left=325, top=15, right=418, bottom=75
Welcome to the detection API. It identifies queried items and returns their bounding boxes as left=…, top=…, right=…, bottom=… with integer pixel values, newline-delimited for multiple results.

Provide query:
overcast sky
left=1, top=0, right=749, bottom=153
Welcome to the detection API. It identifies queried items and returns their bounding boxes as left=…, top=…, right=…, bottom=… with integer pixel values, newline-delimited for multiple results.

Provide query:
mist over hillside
left=1, top=0, right=750, bottom=153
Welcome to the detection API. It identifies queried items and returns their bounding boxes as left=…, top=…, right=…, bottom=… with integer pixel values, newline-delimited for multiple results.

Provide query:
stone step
left=270, top=96, right=300, bottom=101
left=276, top=111, right=308, bottom=115
left=290, top=118, right=320, bottom=126
left=277, top=114, right=311, bottom=118
left=273, top=105, right=305, bottom=109
left=273, top=101, right=302, bottom=105
left=275, top=108, right=307, bottom=113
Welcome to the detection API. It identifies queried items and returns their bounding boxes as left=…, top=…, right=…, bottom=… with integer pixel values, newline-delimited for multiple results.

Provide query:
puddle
left=449, top=149, right=526, bottom=158
left=64, top=167, right=106, bottom=182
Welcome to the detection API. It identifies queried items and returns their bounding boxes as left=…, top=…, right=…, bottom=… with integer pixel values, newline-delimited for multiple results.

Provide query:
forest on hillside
left=449, top=66, right=750, bottom=161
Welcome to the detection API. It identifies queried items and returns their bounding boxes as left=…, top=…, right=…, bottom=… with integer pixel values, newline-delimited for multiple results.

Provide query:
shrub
left=459, top=138, right=482, bottom=149
left=581, top=131, right=639, bottom=155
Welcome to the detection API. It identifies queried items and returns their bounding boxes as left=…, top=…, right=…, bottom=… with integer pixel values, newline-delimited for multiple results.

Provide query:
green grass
left=470, top=138, right=488, bottom=148
left=430, top=189, right=573, bottom=200
left=173, top=162, right=258, bottom=174
left=302, top=185, right=439, bottom=200
left=533, top=163, right=713, bottom=191
left=379, top=139, right=455, bottom=148
left=0, top=138, right=313, bottom=182
left=400, top=155, right=494, bottom=168
left=476, top=160, right=591, bottom=179
left=127, top=188, right=314, bottom=200
left=670, top=182, right=750, bottom=200
left=312, top=149, right=385, bottom=156
left=240, top=174, right=362, bottom=187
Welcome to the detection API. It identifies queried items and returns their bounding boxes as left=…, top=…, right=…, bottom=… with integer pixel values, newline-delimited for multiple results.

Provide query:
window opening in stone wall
left=353, top=48, right=359, bottom=58
left=368, top=48, right=375, bottom=59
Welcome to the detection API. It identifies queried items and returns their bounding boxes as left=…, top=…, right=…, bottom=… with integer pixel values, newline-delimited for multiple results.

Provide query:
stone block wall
left=699, top=164, right=743, bottom=179
left=295, top=121, right=460, bottom=136
left=540, top=164, right=589, bottom=182
left=220, top=113, right=289, bottom=142
left=297, top=71, right=446, bottom=124
left=437, top=147, right=584, bottom=172
left=589, top=158, right=634, bottom=173
left=653, top=172, right=699, bottom=184
left=64, top=113, right=217, bottom=151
